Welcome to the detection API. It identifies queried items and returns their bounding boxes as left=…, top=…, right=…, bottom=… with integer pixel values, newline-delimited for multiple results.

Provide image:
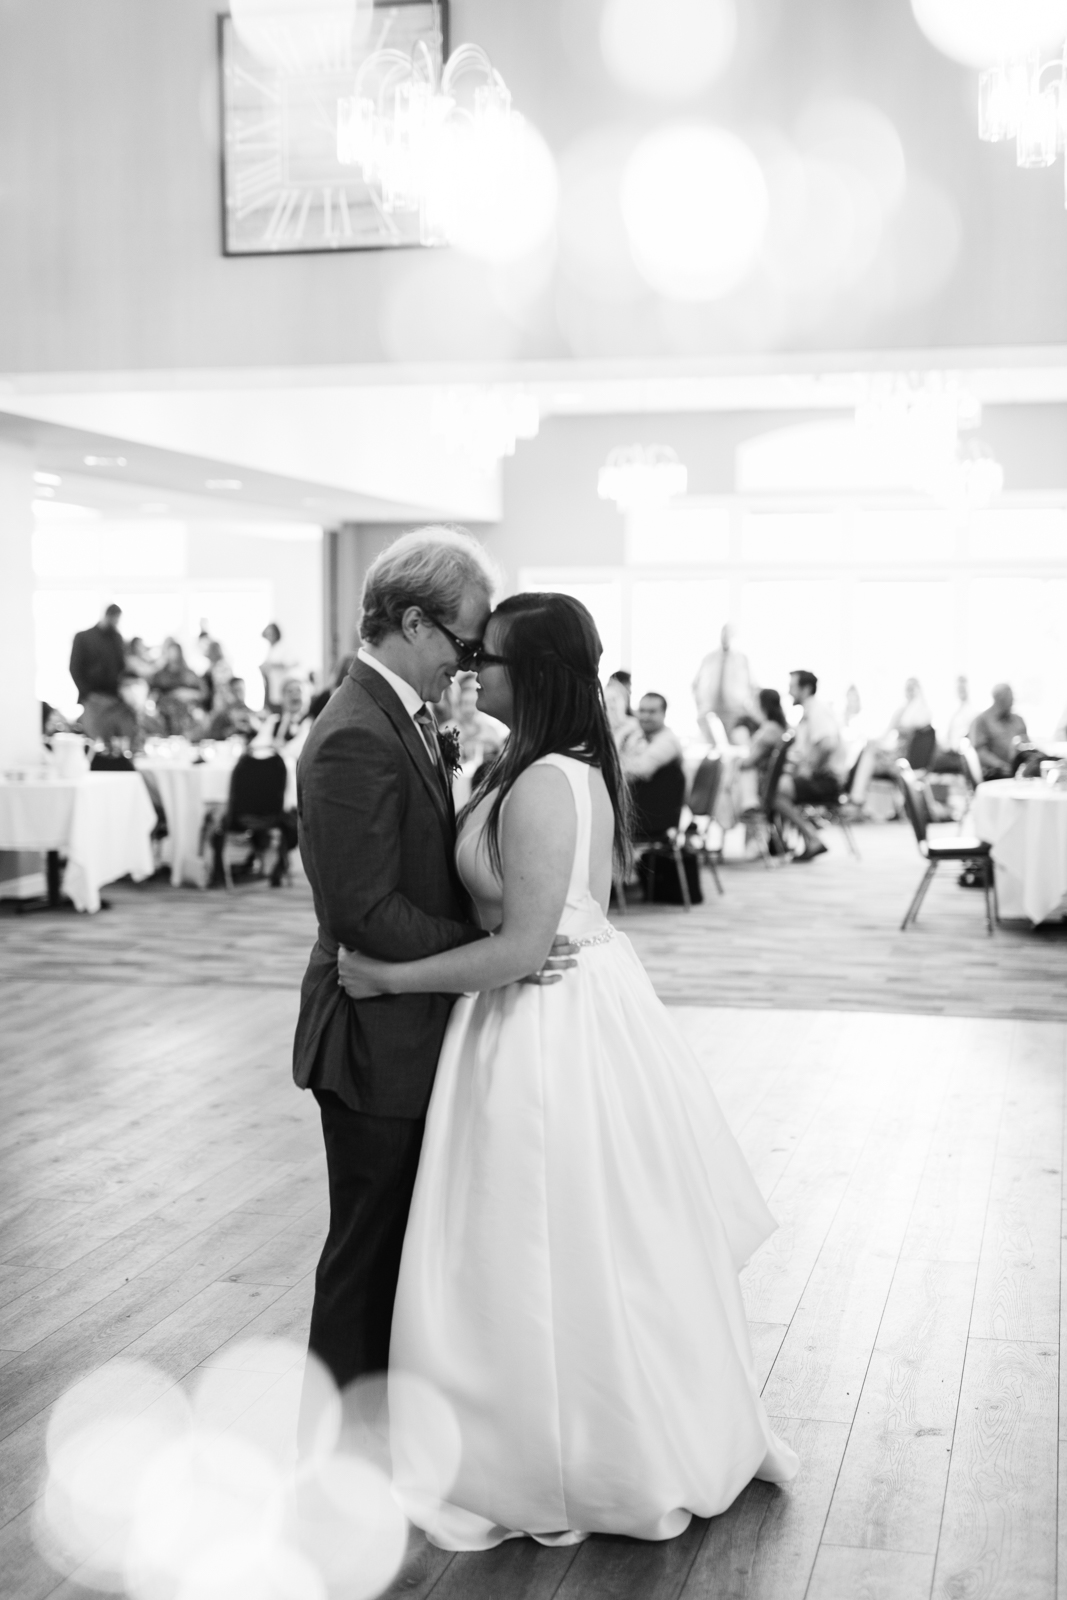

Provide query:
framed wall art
left=219, top=1, right=448, bottom=256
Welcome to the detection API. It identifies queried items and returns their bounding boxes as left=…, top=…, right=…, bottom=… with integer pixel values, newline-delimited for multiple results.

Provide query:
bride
left=336, top=592, right=799, bottom=1550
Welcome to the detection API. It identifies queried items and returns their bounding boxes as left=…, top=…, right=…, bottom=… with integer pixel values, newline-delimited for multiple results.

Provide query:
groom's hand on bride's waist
left=520, top=934, right=579, bottom=987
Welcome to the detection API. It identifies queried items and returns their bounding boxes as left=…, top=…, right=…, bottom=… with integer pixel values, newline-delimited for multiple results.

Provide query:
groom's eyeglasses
left=422, top=613, right=509, bottom=672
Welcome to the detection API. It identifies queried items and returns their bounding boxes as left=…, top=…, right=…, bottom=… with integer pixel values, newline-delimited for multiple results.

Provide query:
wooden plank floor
left=1, top=817, right=1064, bottom=1019
left=1, top=967, right=1065, bottom=1599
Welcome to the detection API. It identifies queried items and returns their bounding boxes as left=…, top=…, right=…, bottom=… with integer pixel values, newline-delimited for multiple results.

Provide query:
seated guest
left=621, top=692, right=684, bottom=780
left=150, top=639, right=206, bottom=738
left=308, top=654, right=357, bottom=721
left=739, top=689, right=787, bottom=777
left=449, top=670, right=506, bottom=765
left=251, top=676, right=311, bottom=761
left=125, top=636, right=157, bottom=678
left=971, top=683, right=1029, bottom=778
left=203, top=678, right=259, bottom=742
left=773, top=669, right=847, bottom=863
left=201, top=638, right=234, bottom=711
left=605, top=670, right=642, bottom=761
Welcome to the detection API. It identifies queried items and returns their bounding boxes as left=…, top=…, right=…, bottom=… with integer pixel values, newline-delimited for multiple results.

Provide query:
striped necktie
left=413, top=706, right=442, bottom=773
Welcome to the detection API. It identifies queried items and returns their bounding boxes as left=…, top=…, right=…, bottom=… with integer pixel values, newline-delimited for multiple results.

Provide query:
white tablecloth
left=0, top=772, right=156, bottom=912
left=138, top=751, right=297, bottom=888
left=971, top=779, right=1067, bottom=924
left=138, top=761, right=234, bottom=888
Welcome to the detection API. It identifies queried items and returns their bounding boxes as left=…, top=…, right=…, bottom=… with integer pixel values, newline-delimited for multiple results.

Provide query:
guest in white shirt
left=773, top=670, right=846, bottom=863
left=252, top=677, right=311, bottom=764
left=622, top=693, right=684, bottom=781
left=944, top=675, right=975, bottom=752
left=260, top=622, right=300, bottom=713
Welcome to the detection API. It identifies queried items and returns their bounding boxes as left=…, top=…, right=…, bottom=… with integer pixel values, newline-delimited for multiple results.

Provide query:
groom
left=294, top=527, right=496, bottom=1394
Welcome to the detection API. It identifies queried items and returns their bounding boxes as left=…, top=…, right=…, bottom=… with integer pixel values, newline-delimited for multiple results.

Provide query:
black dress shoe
left=792, top=841, right=828, bottom=863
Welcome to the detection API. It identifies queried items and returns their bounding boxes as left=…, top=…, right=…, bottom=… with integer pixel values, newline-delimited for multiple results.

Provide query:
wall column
left=322, top=523, right=404, bottom=674
left=0, top=441, right=44, bottom=899
left=0, top=441, right=38, bottom=766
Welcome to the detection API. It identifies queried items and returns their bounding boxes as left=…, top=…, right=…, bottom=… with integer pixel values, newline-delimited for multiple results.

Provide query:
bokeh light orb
left=448, top=117, right=558, bottom=265
left=795, top=98, right=907, bottom=215
left=558, top=127, right=646, bottom=303
left=600, top=0, right=737, bottom=100
left=295, top=1454, right=408, bottom=1597
left=621, top=124, right=768, bottom=301
left=910, top=0, right=1067, bottom=69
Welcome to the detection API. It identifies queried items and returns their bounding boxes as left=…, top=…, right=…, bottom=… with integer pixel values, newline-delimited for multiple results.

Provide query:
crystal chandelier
left=978, top=43, right=1067, bottom=195
left=597, top=446, right=688, bottom=512
left=431, top=388, right=540, bottom=471
left=336, top=0, right=518, bottom=245
left=855, top=375, right=1004, bottom=507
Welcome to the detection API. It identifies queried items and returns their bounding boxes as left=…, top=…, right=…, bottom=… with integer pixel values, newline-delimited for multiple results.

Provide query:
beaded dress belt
left=570, top=926, right=615, bottom=948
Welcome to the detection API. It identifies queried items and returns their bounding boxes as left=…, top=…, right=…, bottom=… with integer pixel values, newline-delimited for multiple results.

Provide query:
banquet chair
left=757, top=734, right=794, bottom=860
left=211, top=753, right=293, bottom=889
left=616, top=760, right=693, bottom=912
left=958, top=737, right=985, bottom=792
left=683, top=757, right=725, bottom=895
left=895, top=759, right=997, bottom=934
left=904, top=724, right=937, bottom=771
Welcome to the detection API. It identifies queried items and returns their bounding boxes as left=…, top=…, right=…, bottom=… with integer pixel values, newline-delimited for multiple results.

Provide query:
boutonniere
left=437, top=726, right=463, bottom=779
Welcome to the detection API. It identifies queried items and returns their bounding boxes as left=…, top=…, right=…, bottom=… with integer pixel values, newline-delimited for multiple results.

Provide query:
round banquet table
left=137, top=750, right=299, bottom=888
left=970, top=779, right=1067, bottom=925
left=136, top=759, right=235, bottom=888
left=0, top=771, right=156, bottom=912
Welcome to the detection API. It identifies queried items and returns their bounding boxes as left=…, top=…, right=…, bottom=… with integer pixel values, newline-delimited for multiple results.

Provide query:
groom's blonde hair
left=360, top=525, right=500, bottom=645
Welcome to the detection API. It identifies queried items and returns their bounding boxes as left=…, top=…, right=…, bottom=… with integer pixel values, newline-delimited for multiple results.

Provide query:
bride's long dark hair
left=460, top=592, right=632, bottom=878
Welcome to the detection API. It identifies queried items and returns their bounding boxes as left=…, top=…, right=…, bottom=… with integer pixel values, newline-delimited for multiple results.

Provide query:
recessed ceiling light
left=34, top=470, right=61, bottom=486
left=83, top=454, right=127, bottom=467
left=206, top=477, right=242, bottom=490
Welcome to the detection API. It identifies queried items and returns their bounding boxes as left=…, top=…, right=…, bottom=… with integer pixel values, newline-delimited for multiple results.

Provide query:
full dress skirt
left=388, top=755, right=798, bottom=1549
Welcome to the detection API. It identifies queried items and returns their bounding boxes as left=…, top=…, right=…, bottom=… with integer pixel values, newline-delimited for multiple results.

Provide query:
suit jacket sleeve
left=69, top=633, right=90, bottom=700
left=300, top=721, right=485, bottom=961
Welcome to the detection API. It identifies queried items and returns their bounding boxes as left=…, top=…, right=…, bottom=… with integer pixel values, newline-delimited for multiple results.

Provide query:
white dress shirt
left=358, top=647, right=429, bottom=726
left=622, top=725, right=685, bottom=780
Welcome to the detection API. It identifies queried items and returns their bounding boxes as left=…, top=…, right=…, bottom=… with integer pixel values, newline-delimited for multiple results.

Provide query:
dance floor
left=1, top=821, right=1065, bottom=1599
left=1, top=936, right=1065, bottom=1597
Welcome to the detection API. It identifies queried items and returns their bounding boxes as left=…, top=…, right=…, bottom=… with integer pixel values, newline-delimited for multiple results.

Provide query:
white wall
left=34, top=515, right=323, bottom=715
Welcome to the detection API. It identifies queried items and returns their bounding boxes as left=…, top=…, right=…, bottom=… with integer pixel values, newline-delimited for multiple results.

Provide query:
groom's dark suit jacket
left=293, top=657, right=485, bottom=1119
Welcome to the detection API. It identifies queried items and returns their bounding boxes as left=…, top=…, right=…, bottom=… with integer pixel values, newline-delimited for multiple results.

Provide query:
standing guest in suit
left=69, top=603, right=126, bottom=740
left=294, top=527, right=573, bottom=1407
left=692, top=623, right=757, bottom=738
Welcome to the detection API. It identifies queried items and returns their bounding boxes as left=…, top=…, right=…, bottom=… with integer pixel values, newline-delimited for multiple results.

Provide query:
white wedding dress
left=389, top=754, right=799, bottom=1549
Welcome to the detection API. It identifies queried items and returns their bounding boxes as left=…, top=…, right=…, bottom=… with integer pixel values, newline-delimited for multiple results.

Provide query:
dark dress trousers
left=294, top=657, right=485, bottom=1389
